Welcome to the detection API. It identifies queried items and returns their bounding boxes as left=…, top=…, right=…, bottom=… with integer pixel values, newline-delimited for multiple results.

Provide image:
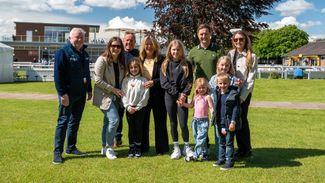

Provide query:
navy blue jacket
left=54, top=42, right=92, bottom=97
left=214, top=86, right=241, bottom=130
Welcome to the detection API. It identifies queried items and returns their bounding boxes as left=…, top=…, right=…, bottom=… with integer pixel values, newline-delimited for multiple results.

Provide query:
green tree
left=253, top=25, right=309, bottom=60
left=146, top=0, right=280, bottom=49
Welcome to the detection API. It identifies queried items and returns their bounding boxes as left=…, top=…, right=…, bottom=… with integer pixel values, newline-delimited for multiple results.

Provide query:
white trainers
left=183, top=146, right=194, bottom=158
left=106, top=148, right=117, bottom=160
left=170, top=146, right=181, bottom=159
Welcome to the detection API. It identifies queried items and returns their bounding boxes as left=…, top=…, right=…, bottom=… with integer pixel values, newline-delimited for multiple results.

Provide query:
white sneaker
left=101, top=147, right=107, bottom=155
left=106, top=148, right=117, bottom=160
left=183, top=146, right=194, bottom=158
left=170, top=146, right=181, bottom=159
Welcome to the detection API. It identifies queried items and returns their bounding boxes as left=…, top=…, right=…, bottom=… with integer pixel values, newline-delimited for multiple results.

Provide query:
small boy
left=212, top=73, right=240, bottom=170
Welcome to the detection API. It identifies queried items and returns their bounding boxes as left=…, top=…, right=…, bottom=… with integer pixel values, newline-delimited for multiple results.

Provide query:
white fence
left=12, top=63, right=325, bottom=82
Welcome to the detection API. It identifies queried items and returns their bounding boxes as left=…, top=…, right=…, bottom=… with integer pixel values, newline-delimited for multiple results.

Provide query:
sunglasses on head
left=233, top=38, right=244, bottom=42
left=111, top=44, right=121, bottom=48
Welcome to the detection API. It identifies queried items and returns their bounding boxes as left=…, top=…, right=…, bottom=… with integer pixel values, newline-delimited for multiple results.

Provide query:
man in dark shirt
left=53, top=28, right=92, bottom=164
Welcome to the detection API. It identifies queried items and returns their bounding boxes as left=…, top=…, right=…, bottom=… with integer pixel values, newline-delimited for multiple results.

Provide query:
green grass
left=0, top=98, right=324, bottom=182
left=252, top=79, right=325, bottom=102
left=1, top=79, right=325, bottom=102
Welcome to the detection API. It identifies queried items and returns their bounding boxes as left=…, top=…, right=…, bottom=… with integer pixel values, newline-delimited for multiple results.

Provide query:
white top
left=122, top=75, right=150, bottom=111
left=228, top=49, right=258, bottom=101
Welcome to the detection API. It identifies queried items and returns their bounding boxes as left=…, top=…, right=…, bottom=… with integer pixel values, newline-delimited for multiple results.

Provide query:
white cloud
left=309, top=34, right=325, bottom=41
left=0, top=0, right=93, bottom=14
left=106, top=16, right=151, bottom=30
left=47, top=0, right=92, bottom=14
left=321, top=8, right=325, bottom=13
left=268, top=16, right=322, bottom=30
left=275, top=0, right=314, bottom=17
left=84, top=0, right=146, bottom=9
left=300, top=20, right=322, bottom=29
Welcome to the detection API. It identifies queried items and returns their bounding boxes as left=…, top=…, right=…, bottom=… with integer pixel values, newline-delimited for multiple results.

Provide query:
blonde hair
left=231, top=30, right=253, bottom=70
left=161, top=39, right=189, bottom=77
left=217, top=73, right=230, bottom=84
left=139, top=35, right=160, bottom=61
left=126, top=57, right=144, bottom=77
left=194, top=77, right=210, bottom=96
left=216, top=56, right=235, bottom=75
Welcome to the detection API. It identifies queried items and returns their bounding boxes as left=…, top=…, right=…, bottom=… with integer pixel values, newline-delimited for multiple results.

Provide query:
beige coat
left=92, top=55, right=125, bottom=110
left=228, top=49, right=258, bottom=101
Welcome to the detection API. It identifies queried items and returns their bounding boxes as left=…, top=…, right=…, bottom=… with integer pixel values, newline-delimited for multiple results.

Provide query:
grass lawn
left=0, top=97, right=324, bottom=182
left=1, top=79, right=325, bottom=102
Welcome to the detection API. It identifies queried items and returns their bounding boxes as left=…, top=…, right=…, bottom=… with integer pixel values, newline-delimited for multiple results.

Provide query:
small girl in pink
left=180, top=78, right=214, bottom=161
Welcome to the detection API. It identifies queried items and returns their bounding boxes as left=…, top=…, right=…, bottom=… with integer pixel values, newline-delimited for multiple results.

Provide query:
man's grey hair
left=69, top=28, right=86, bottom=38
left=124, top=31, right=136, bottom=43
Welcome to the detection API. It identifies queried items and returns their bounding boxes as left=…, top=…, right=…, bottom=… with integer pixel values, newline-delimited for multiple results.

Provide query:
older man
left=114, top=31, right=139, bottom=147
left=53, top=28, right=92, bottom=164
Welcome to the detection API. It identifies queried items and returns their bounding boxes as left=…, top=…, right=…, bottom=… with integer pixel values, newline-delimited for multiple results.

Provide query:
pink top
left=194, top=95, right=209, bottom=118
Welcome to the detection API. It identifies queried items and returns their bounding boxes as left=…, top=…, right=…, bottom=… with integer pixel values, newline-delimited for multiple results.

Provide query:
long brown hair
left=161, top=39, right=189, bottom=77
left=139, top=35, right=160, bottom=61
left=231, top=31, right=253, bottom=70
left=101, top=37, right=125, bottom=65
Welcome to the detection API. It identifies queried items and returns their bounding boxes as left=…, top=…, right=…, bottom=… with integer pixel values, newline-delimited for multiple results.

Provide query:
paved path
left=1, top=92, right=325, bottom=110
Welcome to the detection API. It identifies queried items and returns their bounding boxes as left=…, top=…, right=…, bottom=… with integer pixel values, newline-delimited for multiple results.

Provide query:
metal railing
left=11, top=63, right=325, bottom=82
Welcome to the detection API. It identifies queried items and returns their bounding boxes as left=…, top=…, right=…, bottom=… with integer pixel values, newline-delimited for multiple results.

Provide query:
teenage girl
left=160, top=39, right=194, bottom=160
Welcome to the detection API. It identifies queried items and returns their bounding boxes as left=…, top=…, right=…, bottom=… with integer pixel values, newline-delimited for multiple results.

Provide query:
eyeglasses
left=233, top=38, right=244, bottom=42
left=111, top=44, right=121, bottom=49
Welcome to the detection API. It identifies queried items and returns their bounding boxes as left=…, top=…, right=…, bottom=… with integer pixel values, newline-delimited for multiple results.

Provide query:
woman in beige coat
left=93, top=37, right=125, bottom=160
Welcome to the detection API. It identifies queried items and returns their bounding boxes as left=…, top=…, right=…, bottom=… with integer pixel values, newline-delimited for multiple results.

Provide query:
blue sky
left=0, top=0, right=324, bottom=40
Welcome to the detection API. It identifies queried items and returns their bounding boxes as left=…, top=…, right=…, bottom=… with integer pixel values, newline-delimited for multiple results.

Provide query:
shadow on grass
left=237, top=147, right=325, bottom=168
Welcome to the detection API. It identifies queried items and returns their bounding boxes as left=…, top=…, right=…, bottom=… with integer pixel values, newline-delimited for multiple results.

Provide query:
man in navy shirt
left=53, top=28, right=92, bottom=164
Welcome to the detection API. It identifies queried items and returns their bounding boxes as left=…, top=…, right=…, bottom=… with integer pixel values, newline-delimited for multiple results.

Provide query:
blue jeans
left=219, top=131, right=235, bottom=163
left=191, top=117, right=208, bottom=158
left=54, top=95, right=86, bottom=154
left=101, top=102, right=120, bottom=148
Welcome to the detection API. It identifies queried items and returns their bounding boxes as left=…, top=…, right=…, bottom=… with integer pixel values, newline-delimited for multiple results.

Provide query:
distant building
left=1, top=22, right=105, bottom=62
left=284, top=40, right=325, bottom=66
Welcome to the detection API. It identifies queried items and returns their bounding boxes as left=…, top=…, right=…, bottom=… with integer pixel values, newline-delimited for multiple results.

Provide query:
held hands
left=60, top=94, right=69, bottom=107
left=229, top=121, right=236, bottom=132
left=127, top=106, right=136, bottom=114
left=112, top=88, right=124, bottom=98
left=143, top=80, right=154, bottom=88
left=176, top=93, right=187, bottom=106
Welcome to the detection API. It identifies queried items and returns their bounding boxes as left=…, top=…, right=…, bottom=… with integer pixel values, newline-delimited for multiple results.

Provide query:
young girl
left=122, top=58, right=150, bottom=158
left=180, top=78, right=214, bottom=161
left=209, top=56, right=238, bottom=89
left=160, top=39, right=194, bottom=160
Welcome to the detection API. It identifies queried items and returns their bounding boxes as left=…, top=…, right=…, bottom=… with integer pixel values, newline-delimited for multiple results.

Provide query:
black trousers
left=165, top=93, right=189, bottom=142
left=141, top=96, right=169, bottom=154
left=126, top=108, right=145, bottom=146
left=236, top=93, right=252, bottom=154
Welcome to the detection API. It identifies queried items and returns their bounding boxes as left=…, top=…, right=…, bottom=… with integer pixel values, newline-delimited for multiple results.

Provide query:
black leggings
left=164, top=93, right=189, bottom=142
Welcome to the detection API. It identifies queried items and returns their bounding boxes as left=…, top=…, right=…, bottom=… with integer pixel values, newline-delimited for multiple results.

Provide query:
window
left=44, top=26, right=70, bottom=43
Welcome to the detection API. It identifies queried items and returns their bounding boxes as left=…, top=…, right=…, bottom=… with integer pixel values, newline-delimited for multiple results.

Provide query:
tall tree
left=146, top=0, right=280, bottom=49
left=253, top=25, right=309, bottom=60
